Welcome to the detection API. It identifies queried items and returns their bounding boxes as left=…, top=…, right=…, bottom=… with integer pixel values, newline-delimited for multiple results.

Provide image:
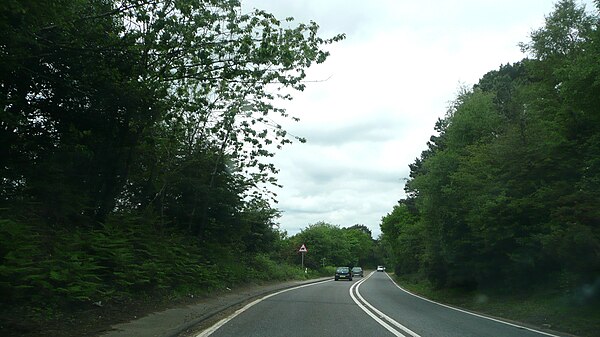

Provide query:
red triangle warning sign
left=298, top=244, right=308, bottom=253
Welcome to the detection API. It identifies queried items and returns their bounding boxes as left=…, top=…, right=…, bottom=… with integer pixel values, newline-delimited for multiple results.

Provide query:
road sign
left=298, top=244, right=308, bottom=269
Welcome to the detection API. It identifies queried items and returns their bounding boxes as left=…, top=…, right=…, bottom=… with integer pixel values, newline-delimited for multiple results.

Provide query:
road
left=194, top=271, right=564, bottom=337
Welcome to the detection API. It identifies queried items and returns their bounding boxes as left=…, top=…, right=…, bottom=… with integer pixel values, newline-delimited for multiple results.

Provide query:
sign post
left=298, top=244, right=308, bottom=270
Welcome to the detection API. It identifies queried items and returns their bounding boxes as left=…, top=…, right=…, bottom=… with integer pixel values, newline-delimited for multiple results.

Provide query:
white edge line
left=354, top=274, right=420, bottom=337
left=383, top=273, right=562, bottom=337
left=349, top=274, right=406, bottom=337
left=195, top=279, right=332, bottom=337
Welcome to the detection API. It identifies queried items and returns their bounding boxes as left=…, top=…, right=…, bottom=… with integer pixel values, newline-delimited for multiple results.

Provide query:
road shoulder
left=99, top=277, right=330, bottom=337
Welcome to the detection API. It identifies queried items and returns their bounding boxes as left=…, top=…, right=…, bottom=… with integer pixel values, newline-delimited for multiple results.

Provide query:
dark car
left=351, top=266, right=363, bottom=277
left=334, top=266, right=353, bottom=281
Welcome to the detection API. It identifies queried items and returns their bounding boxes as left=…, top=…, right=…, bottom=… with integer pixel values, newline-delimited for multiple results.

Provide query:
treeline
left=380, top=0, right=599, bottom=295
left=0, top=0, right=343, bottom=325
left=284, top=223, right=377, bottom=269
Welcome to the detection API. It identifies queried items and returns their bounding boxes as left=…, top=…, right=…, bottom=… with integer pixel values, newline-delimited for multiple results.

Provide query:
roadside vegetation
left=0, top=0, right=344, bottom=335
left=380, top=1, right=599, bottom=335
left=3, top=0, right=598, bottom=336
left=394, top=273, right=600, bottom=337
left=285, top=222, right=378, bottom=269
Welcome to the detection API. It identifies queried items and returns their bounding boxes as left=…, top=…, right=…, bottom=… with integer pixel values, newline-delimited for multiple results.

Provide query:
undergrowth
left=393, top=273, right=600, bottom=337
left=0, top=217, right=322, bottom=333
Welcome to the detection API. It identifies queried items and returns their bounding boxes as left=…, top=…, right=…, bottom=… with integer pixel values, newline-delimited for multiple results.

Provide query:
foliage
left=0, top=218, right=219, bottom=307
left=247, top=253, right=320, bottom=281
left=0, top=0, right=343, bottom=331
left=380, top=202, right=423, bottom=275
left=285, top=222, right=376, bottom=269
left=395, top=273, right=600, bottom=337
left=381, top=0, right=600, bottom=295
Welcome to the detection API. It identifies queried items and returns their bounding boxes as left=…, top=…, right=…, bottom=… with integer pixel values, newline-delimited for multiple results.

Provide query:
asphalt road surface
left=194, top=271, right=564, bottom=337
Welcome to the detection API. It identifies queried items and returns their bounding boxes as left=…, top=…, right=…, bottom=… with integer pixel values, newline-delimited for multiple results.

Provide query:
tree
left=343, top=225, right=375, bottom=266
left=382, top=0, right=600, bottom=290
left=380, top=201, right=423, bottom=275
left=288, top=222, right=373, bottom=269
left=0, top=0, right=346, bottom=318
left=0, top=0, right=160, bottom=225
left=1, top=0, right=345, bottom=231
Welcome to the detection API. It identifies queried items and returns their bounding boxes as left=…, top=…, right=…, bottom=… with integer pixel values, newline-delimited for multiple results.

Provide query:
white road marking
left=195, top=279, right=332, bottom=337
left=383, top=273, right=562, bottom=337
left=197, top=271, right=558, bottom=337
left=349, top=272, right=420, bottom=337
left=354, top=274, right=420, bottom=337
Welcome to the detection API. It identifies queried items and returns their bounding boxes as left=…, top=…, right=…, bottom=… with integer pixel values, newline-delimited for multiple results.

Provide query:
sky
left=241, top=0, right=594, bottom=238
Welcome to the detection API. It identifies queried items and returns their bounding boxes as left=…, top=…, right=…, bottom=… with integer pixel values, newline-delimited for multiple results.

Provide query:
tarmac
left=99, top=277, right=330, bottom=337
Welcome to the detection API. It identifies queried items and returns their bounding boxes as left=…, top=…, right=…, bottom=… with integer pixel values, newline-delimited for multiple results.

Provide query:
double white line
left=349, top=272, right=421, bottom=337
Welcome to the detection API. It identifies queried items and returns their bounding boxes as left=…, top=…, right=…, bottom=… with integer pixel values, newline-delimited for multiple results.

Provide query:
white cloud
left=242, top=0, right=595, bottom=237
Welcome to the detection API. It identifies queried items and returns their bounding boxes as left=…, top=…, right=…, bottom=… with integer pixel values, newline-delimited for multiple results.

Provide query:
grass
left=392, top=273, right=600, bottom=337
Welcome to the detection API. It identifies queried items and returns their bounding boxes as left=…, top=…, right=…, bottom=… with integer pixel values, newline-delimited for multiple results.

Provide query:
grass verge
left=392, top=274, right=600, bottom=337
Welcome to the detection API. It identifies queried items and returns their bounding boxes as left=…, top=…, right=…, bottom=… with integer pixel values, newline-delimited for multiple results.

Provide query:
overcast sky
left=241, top=0, right=594, bottom=238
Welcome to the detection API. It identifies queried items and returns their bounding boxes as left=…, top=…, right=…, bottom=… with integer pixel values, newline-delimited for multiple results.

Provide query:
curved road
left=194, top=272, right=564, bottom=337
